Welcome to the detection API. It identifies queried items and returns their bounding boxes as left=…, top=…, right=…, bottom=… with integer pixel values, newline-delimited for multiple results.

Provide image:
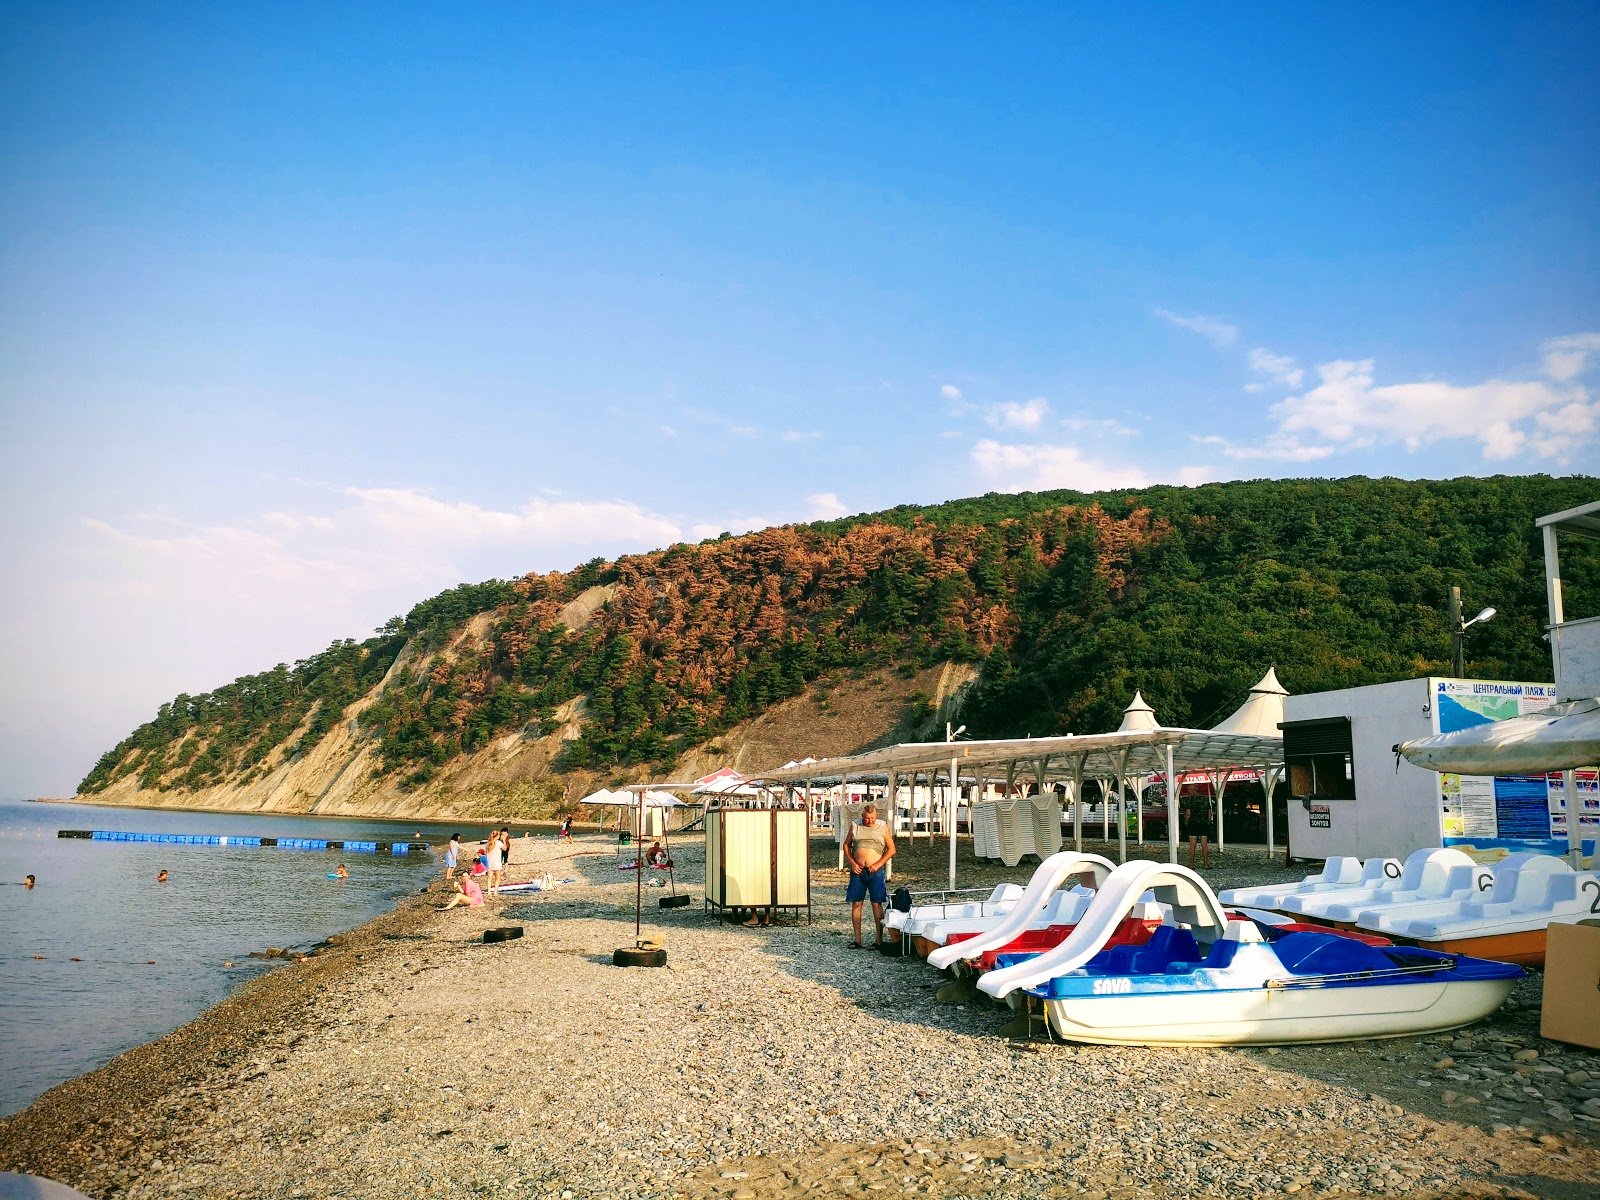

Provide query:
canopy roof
left=1396, top=697, right=1600, bottom=776
left=1211, top=668, right=1289, bottom=737
left=581, top=787, right=689, bottom=807
left=690, top=767, right=762, bottom=795
left=754, top=725, right=1282, bottom=786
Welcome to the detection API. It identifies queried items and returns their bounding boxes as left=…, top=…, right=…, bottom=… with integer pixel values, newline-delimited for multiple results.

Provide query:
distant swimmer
left=157, top=870, right=169, bottom=884
left=24, top=874, right=35, bottom=889
left=334, top=864, right=349, bottom=879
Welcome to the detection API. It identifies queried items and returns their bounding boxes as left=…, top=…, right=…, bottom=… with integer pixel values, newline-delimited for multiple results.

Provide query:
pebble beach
left=2, top=832, right=1598, bottom=1200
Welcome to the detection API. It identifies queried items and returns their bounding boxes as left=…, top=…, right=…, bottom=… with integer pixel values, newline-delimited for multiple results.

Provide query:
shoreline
left=26, top=793, right=614, bottom=839
left=0, top=875, right=441, bottom=1189
left=3, top=837, right=1597, bottom=1199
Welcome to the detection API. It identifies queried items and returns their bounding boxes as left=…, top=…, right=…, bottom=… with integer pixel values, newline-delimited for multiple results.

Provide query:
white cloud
left=730, top=424, right=759, bottom=439
left=1155, top=308, right=1239, bottom=348
left=1061, top=416, right=1139, bottom=437
left=659, top=424, right=679, bottom=439
left=1193, top=433, right=1335, bottom=463
left=1532, top=400, right=1600, bottom=457
left=342, top=487, right=683, bottom=548
left=781, top=430, right=822, bottom=443
left=939, top=383, right=974, bottom=416
left=1541, top=333, right=1600, bottom=382
left=987, top=397, right=1050, bottom=432
left=971, top=439, right=1153, bottom=492
left=805, top=492, right=850, bottom=520
left=1204, top=335, right=1600, bottom=464
left=1247, top=347, right=1304, bottom=388
left=1274, top=358, right=1590, bottom=461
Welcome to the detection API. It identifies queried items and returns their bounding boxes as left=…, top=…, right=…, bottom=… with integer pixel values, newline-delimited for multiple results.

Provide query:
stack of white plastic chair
left=1031, top=795, right=1063, bottom=857
left=970, top=801, right=1000, bottom=859
left=994, top=798, right=1038, bottom=867
left=832, top=801, right=869, bottom=845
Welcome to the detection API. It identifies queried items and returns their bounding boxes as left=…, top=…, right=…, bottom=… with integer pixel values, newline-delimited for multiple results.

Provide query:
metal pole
left=948, top=760, right=958, bottom=890
left=1449, top=585, right=1464, bottom=678
left=1214, top=769, right=1228, bottom=853
left=1135, top=772, right=1145, bottom=844
left=1115, top=750, right=1129, bottom=863
left=1166, top=743, right=1178, bottom=865
left=634, top=789, right=643, bottom=938
left=1073, top=752, right=1087, bottom=852
left=1263, top=763, right=1276, bottom=857
left=1544, top=525, right=1566, bottom=626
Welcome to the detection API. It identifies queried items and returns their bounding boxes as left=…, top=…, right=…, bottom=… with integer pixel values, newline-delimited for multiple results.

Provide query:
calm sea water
left=0, top=798, right=463, bottom=1117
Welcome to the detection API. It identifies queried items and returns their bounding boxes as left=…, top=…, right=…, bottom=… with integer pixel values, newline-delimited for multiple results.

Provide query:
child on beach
left=558, top=816, right=573, bottom=842
left=444, top=834, right=461, bottom=880
left=440, top=876, right=484, bottom=909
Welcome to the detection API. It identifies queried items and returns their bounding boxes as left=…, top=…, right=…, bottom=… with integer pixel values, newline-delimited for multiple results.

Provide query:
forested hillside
left=77, top=475, right=1597, bottom=811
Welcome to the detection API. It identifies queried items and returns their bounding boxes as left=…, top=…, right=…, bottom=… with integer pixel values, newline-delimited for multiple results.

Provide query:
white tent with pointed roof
left=1118, top=690, right=1160, bottom=732
left=1212, top=667, right=1289, bottom=736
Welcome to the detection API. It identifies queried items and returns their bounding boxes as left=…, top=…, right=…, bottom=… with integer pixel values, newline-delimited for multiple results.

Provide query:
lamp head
left=1474, top=607, right=1496, bottom=624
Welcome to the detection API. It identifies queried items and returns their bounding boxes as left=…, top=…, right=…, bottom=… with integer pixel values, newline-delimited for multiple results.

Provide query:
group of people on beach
left=441, top=825, right=516, bottom=909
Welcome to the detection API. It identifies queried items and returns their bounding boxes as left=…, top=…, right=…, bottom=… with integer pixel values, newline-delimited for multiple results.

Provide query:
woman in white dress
left=485, top=829, right=505, bottom=897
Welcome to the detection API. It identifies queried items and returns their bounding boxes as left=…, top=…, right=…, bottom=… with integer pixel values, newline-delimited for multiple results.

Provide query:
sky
left=1, top=5, right=1597, bottom=796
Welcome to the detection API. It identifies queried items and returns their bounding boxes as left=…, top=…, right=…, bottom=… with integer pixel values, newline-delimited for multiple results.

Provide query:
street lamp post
left=1448, top=585, right=1497, bottom=677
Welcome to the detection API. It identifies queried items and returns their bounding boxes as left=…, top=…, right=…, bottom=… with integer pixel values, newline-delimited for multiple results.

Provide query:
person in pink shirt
left=441, top=876, right=484, bottom=909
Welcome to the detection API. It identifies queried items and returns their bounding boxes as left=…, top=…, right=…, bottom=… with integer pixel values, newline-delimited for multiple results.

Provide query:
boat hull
left=1393, top=929, right=1548, bottom=968
left=1042, top=977, right=1515, bottom=1046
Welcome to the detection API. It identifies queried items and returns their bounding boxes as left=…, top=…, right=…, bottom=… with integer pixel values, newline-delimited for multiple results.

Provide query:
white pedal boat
left=1369, top=854, right=1600, bottom=967
left=979, top=860, right=1520, bottom=1045
left=1025, top=920, right=1522, bottom=1046
left=1218, top=856, right=1366, bottom=910
left=1272, top=857, right=1404, bottom=917
left=886, top=882, right=1025, bottom=938
left=1308, top=849, right=1492, bottom=924
left=919, top=851, right=1116, bottom=966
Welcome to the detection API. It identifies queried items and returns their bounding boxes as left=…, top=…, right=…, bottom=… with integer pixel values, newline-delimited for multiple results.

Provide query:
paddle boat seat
left=1389, top=863, right=1597, bottom=940
left=1278, top=856, right=1405, bottom=918
left=1218, top=856, right=1364, bottom=909
left=1353, top=863, right=1498, bottom=933
left=888, top=882, right=1024, bottom=934
left=1315, top=850, right=1480, bottom=923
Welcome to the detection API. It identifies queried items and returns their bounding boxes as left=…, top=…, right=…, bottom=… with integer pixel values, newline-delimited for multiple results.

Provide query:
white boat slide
left=978, top=860, right=1230, bottom=1001
left=924, top=850, right=1115, bottom=969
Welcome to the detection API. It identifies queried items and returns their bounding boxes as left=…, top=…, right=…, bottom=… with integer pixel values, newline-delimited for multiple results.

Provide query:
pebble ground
left=1, top=832, right=1596, bottom=1199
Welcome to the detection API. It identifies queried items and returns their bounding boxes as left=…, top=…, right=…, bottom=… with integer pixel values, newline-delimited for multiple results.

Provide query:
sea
left=0, top=798, right=468, bottom=1117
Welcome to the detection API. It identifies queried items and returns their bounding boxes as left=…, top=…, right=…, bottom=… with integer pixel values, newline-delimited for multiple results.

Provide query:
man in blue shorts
left=843, top=803, right=896, bottom=947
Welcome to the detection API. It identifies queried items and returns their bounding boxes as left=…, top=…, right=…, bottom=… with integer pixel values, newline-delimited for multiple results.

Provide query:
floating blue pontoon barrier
left=59, top=830, right=430, bottom=854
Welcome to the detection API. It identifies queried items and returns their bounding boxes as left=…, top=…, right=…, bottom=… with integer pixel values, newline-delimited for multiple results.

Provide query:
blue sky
left=1, top=5, right=1597, bottom=795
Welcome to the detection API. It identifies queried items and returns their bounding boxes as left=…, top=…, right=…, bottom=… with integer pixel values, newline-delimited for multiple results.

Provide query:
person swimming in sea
left=157, top=870, right=169, bottom=883
left=23, top=874, right=35, bottom=889
left=334, top=864, right=349, bottom=879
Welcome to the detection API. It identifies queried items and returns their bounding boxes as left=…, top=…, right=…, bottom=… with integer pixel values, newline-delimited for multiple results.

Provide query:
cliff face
left=73, top=475, right=1597, bottom=820
left=74, top=659, right=977, bottom=822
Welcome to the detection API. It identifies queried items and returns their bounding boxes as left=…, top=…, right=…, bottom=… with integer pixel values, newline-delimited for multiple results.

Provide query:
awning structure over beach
left=753, top=670, right=1289, bottom=877
left=1396, top=697, right=1600, bottom=776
